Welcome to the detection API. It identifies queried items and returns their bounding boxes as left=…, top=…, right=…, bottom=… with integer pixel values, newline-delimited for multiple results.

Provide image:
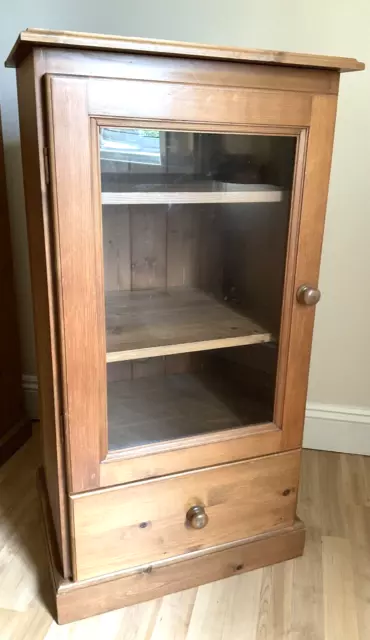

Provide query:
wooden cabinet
left=7, top=29, right=363, bottom=623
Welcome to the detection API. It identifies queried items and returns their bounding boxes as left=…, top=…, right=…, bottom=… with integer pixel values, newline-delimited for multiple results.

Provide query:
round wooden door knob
left=296, top=284, right=321, bottom=306
left=186, top=505, right=209, bottom=529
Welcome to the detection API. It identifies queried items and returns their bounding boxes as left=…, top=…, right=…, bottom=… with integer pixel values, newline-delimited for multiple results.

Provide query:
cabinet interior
left=101, top=129, right=296, bottom=451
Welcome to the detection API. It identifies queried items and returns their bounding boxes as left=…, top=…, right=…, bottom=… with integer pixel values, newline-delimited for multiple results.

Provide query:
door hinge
left=43, top=147, right=50, bottom=185
left=59, top=412, right=70, bottom=464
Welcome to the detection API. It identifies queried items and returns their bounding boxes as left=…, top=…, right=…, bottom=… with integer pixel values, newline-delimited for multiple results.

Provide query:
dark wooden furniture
left=6, top=29, right=364, bottom=624
left=0, top=109, right=32, bottom=464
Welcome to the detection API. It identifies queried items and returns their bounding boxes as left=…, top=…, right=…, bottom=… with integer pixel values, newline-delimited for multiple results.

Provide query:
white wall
left=1, top=1, right=369, bottom=446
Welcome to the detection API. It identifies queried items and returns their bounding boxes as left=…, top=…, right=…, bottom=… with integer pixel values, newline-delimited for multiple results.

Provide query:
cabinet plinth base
left=37, top=468, right=305, bottom=625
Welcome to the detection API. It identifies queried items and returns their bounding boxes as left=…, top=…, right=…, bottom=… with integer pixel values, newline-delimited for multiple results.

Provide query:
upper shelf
left=101, top=182, right=284, bottom=206
left=6, top=28, right=365, bottom=72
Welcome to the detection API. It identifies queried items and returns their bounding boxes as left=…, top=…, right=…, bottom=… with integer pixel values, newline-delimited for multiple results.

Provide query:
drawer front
left=71, top=450, right=300, bottom=580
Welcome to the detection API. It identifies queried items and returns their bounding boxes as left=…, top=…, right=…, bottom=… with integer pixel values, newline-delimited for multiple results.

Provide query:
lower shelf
left=105, top=288, right=272, bottom=363
left=107, top=370, right=271, bottom=451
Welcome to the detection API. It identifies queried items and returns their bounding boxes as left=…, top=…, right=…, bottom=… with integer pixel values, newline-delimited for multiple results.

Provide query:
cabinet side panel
left=16, top=53, right=71, bottom=577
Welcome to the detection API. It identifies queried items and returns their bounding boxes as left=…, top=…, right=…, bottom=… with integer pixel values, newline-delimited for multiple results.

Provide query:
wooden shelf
left=101, top=182, right=283, bottom=206
left=106, top=288, right=272, bottom=363
left=107, top=371, right=270, bottom=451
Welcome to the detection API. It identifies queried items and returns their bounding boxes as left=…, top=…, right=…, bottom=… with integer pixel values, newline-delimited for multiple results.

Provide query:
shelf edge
left=101, top=191, right=284, bottom=206
left=106, top=332, right=272, bottom=363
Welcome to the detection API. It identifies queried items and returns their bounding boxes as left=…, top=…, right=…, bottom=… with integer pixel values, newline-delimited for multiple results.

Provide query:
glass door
left=99, top=127, right=297, bottom=453
left=47, top=73, right=332, bottom=492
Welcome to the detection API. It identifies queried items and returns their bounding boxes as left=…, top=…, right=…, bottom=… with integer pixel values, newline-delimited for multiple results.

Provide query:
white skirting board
left=304, top=403, right=370, bottom=455
left=22, top=375, right=370, bottom=455
left=22, top=374, right=39, bottom=421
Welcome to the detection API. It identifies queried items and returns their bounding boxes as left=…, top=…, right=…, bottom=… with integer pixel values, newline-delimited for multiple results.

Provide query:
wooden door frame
left=46, top=72, right=337, bottom=493
left=92, top=117, right=308, bottom=489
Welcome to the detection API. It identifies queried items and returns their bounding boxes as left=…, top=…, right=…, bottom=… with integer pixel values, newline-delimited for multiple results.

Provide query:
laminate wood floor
left=1, top=431, right=370, bottom=639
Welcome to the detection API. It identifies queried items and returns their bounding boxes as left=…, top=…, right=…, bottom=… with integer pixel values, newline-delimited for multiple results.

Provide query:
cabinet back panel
left=102, top=205, right=131, bottom=291
left=103, top=201, right=289, bottom=335
left=102, top=205, right=223, bottom=294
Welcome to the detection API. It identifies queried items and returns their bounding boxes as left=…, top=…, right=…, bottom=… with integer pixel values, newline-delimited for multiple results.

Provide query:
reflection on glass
left=100, top=128, right=162, bottom=166
left=100, top=128, right=296, bottom=452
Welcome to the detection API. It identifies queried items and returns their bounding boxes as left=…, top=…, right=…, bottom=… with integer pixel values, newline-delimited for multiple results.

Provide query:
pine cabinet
left=7, top=29, right=363, bottom=623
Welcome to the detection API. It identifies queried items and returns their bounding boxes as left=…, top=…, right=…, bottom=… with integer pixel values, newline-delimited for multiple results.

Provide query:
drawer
left=70, top=450, right=300, bottom=581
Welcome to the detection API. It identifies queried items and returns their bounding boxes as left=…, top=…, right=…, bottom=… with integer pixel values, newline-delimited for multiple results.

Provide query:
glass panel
left=100, top=128, right=296, bottom=452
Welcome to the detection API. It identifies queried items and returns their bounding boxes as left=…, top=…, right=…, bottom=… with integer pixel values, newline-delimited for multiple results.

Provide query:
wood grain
left=291, top=451, right=324, bottom=636
left=273, top=129, right=308, bottom=428
left=6, top=28, right=364, bottom=71
left=187, top=569, right=262, bottom=640
left=322, top=536, right=359, bottom=640
left=106, top=288, right=271, bottom=362
left=71, top=450, right=300, bottom=580
left=281, top=95, right=339, bottom=450
left=101, top=182, right=284, bottom=206
left=166, top=207, right=200, bottom=289
left=8, top=30, right=365, bottom=632
left=34, top=48, right=342, bottom=95
left=100, top=422, right=282, bottom=486
left=55, top=509, right=305, bottom=626
left=58, top=520, right=305, bottom=625
left=130, top=206, right=167, bottom=290
left=46, top=75, right=106, bottom=492
left=88, top=78, right=312, bottom=126
left=102, top=205, right=131, bottom=291
left=220, top=198, right=290, bottom=335
left=16, top=53, right=71, bottom=576
left=90, top=119, right=109, bottom=460
left=3, top=435, right=370, bottom=635
left=43, top=70, right=308, bottom=489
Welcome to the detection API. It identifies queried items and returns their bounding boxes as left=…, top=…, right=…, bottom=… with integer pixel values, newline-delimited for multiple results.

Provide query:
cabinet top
left=6, top=28, right=364, bottom=72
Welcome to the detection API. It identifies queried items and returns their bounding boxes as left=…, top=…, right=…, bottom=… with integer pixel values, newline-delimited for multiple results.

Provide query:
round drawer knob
left=186, top=505, right=209, bottom=529
left=296, top=284, right=321, bottom=306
